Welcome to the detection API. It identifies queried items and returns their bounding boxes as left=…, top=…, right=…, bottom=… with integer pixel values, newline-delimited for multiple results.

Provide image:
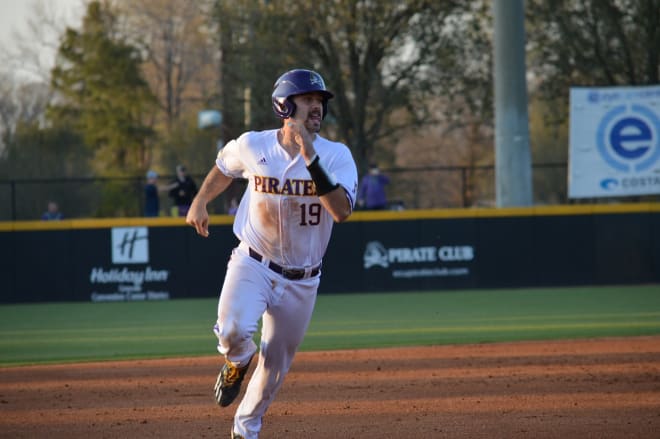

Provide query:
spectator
left=144, top=170, right=160, bottom=217
left=227, top=197, right=239, bottom=215
left=167, top=164, right=198, bottom=217
left=357, top=163, right=390, bottom=210
left=41, top=201, right=63, bottom=220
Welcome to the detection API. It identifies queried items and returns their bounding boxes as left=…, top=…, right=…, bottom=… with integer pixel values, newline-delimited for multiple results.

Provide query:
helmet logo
left=310, top=72, right=325, bottom=88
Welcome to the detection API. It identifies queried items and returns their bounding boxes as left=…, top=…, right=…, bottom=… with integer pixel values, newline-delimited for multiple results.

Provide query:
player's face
left=291, top=92, right=324, bottom=133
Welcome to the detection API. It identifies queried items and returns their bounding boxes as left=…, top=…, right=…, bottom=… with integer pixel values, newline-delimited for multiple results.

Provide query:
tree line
left=0, top=0, right=658, bottom=218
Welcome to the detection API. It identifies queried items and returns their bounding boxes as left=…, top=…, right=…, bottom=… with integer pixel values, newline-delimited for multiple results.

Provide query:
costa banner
left=569, top=85, right=660, bottom=198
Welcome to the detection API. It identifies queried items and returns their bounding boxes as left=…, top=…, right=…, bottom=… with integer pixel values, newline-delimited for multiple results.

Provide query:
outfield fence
left=1, top=203, right=658, bottom=303
left=2, top=162, right=659, bottom=221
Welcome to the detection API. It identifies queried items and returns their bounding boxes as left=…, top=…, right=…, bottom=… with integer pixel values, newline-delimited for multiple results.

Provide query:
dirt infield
left=2, top=336, right=659, bottom=439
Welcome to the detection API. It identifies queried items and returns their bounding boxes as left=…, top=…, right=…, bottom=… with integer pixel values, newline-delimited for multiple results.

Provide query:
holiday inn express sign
left=569, top=85, right=660, bottom=198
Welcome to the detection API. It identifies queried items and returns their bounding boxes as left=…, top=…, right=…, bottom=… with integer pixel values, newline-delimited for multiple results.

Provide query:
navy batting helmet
left=272, top=69, right=334, bottom=119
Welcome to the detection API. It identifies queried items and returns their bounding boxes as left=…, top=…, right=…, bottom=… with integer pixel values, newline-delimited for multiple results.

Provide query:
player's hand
left=287, top=120, right=316, bottom=163
left=186, top=199, right=210, bottom=237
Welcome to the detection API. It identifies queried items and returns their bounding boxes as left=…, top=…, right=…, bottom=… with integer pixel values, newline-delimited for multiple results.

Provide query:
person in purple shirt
left=357, top=163, right=390, bottom=210
left=41, top=201, right=63, bottom=220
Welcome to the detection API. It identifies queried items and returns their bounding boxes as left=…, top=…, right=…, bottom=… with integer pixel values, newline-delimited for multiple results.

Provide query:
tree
left=286, top=1, right=468, bottom=171
left=0, top=0, right=82, bottom=154
left=0, top=74, right=21, bottom=153
left=49, top=0, right=157, bottom=177
left=528, top=96, right=569, bottom=205
left=208, top=1, right=465, bottom=173
left=523, top=0, right=660, bottom=204
left=117, top=0, right=218, bottom=132
left=211, top=1, right=285, bottom=144
left=376, top=1, right=496, bottom=208
left=0, top=120, right=90, bottom=220
left=526, top=0, right=660, bottom=122
left=0, top=0, right=81, bottom=85
left=0, top=76, right=52, bottom=158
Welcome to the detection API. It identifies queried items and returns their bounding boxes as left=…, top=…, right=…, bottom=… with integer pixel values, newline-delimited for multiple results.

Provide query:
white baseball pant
left=213, top=243, right=320, bottom=438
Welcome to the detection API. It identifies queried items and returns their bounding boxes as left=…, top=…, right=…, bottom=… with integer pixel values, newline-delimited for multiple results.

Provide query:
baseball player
left=186, top=68, right=358, bottom=439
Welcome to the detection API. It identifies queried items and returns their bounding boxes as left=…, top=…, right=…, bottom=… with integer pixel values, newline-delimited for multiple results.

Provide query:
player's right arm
left=186, top=166, right=233, bottom=237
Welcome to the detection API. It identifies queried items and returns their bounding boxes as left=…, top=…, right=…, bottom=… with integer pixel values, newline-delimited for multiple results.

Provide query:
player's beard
left=305, top=110, right=322, bottom=133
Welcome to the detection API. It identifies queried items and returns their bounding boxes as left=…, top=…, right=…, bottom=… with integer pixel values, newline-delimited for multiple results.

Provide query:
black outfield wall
left=1, top=204, right=658, bottom=303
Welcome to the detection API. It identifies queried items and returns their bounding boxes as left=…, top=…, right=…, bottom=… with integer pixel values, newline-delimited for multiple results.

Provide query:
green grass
left=306, top=285, right=660, bottom=349
left=0, top=300, right=215, bottom=365
left=1, top=285, right=659, bottom=366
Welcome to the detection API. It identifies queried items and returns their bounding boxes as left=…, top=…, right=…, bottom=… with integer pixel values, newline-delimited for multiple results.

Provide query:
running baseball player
left=186, top=68, right=358, bottom=439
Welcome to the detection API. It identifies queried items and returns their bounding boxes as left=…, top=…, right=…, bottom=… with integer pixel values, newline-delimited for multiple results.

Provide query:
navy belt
left=248, top=247, right=320, bottom=280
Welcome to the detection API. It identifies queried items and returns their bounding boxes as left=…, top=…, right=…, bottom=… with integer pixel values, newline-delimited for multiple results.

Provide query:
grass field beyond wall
left=1, top=285, right=659, bottom=366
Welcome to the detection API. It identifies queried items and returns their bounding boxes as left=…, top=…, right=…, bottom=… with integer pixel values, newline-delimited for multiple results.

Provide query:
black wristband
left=306, top=155, right=339, bottom=196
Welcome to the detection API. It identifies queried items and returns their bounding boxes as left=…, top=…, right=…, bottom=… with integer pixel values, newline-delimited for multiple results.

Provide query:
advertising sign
left=2, top=209, right=658, bottom=304
left=363, top=241, right=473, bottom=279
left=89, top=227, right=171, bottom=302
left=326, top=219, right=481, bottom=292
left=569, top=85, right=660, bottom=198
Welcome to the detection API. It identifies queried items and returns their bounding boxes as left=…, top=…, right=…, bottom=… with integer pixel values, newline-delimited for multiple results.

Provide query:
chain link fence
left=2, top=163, right=656, bottom=221
left=0, top=174, right=245, bottom=221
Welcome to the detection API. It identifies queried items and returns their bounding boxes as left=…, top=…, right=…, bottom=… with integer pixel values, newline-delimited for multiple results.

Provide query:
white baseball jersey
left=216, top=129, right=358, bottom=268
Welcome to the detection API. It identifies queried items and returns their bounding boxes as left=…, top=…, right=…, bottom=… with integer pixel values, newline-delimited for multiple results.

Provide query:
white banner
left=569, top=85, right=660, bottom=198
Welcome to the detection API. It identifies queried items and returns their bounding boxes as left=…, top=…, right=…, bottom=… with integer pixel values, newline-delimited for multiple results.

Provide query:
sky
left=0, top=0, right=83, bottom=42
left=0, top=0, right=84, bottom=80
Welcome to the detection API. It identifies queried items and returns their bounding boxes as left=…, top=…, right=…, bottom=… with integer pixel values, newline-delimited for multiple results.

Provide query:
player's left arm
left=289, top=120, right=357, bottom=222
left=318, top=185, right=352, bottom=223
left=310, top=148, right=357, bottom=223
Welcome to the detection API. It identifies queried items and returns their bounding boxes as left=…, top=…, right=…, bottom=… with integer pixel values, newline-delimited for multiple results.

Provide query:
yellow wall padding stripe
left=1, top=202, right=658, bottom=231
